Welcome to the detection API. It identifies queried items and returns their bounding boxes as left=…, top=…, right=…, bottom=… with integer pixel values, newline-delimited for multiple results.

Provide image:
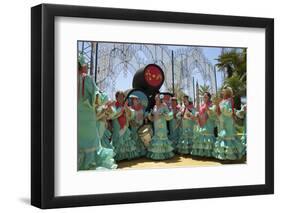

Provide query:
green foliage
left=224, top=75, right=246, bottom=97
left=216, top=49, right=247, bottom=82
left=199, top=84, right=210, bottom=97
left=217, top=48, right=247, bottom=104
left=167, top=83, right=185, bottom=103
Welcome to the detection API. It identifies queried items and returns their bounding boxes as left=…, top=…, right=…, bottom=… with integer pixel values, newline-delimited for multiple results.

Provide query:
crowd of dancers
left=78, top=64, right=247, bottom=171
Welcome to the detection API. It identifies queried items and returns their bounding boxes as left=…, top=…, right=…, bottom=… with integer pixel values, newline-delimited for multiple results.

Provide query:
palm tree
left=216, top=49, right=246, bottom=81
left=236, top=48, right=247, bottom=82
left=216, top=48, right=247, bottom=109
left=199, top=84, right=210, bottom=97
left=224, top=75, right=246, bottom=97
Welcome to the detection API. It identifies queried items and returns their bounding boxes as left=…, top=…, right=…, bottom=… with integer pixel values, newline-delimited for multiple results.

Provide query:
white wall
left=0, top=0, right=279, bottom=212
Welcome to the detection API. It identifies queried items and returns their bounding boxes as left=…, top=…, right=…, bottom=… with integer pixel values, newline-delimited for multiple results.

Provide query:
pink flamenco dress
left=191, top=102, right=217, bottom=157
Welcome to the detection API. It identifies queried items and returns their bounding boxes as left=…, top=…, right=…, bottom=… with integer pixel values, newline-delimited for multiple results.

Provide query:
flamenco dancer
left=78, top=59, right=117, bottom=170
left=213, top=87, right=245, bottom=160
left=168, top=97, right=181, bottom=148
left=129, top=95, right=147, bottom=157
left=176, top=96, right=196, bottom=155
left=111, top=91, right=140, bottom=161
left=95, top=91, right=115, bottom=150
left=146, top=94, right=175, bottom=160
left=191, top=92, right=217, bottom=157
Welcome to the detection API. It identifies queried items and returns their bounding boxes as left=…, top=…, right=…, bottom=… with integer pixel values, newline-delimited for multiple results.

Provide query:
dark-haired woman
left=146, top=94, right=175, bottom=160
left=111, top=91, right=139, bottom=161
left=191, top=92, right=217, bottom=157
left=129, top=95, right=147, bottom=157
left=176, top=96, right=196, bottom=155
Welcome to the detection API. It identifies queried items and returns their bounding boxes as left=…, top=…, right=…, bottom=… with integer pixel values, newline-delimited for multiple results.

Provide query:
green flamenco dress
left=176, top=107, right=196, bottom=155
left=95, top=92, right=114, bottom=150
left=168, top=106, right=181, bottom=148
left=146, top=105, right=175, bottom=160
left=129, top=108, right=147, bottom=157
left=213, top=99, right=245, bottom=160
left=78, top=75, right=117, bottom=170
left=111, top=104, right=140, bottom=161
left=191, top=104, right=217, bottom=157
left=101, top=128, right=114, bottom=149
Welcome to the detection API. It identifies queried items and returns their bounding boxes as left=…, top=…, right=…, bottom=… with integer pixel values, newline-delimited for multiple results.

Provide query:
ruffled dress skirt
left=168, top=129, right=180, bottom=148
left=237, top=130, right=247, bottom=157
left=168, top=119, right=181, bottom=148
left=131, top=127, right=147, bottom=157
left=176, top=129, right=193, bottom=154
left=113, top=128, right=140, bottom=161
left=191, top=131, right=215, bottom=157
left=241, top=134, right=246, bottom=146
left=240, top=127, right=247, bottom=146
left=213, top=133, right=246, bottom=160
left=101, top=129, right=114, bottom=150
left=78, top=109, right=117, bottom=170
left=146, top=136, right=175, bottom=160
left=241, top=120, right=247, bottom=156
left=78, top=146, right=117, bottom=170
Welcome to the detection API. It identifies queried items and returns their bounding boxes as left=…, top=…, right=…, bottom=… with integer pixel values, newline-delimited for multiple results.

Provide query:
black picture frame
left=31, top=3, right=274, bottom=209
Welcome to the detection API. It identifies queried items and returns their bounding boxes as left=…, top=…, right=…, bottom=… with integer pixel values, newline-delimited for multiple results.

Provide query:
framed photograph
left=31, top=3, right=274, bottom=209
